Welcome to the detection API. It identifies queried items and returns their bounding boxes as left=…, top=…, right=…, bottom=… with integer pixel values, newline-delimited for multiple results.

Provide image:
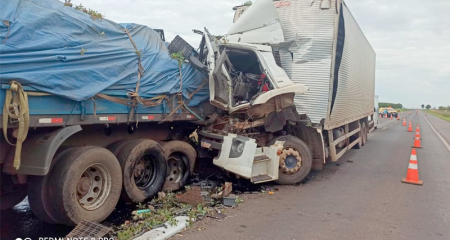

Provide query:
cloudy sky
left=71, top=0, right=450, bottom=108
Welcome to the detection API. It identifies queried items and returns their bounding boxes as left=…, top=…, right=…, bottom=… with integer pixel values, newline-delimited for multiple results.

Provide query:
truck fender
left=4, top=125, right=82, bottom=176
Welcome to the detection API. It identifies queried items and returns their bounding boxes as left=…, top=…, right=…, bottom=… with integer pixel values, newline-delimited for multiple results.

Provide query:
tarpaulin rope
left=2, top=81, right=29, bottom=169
left=159, top=79, right=207, bottom=123
left=124, top=27, right=145, bottom=124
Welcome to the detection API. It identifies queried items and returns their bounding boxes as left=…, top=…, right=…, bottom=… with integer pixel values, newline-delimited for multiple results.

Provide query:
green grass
left=424, top=110, right=450, bottom=122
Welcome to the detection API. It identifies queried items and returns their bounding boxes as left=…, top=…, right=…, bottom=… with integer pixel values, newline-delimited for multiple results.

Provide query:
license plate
left=201, top=140, right=212, bottom=149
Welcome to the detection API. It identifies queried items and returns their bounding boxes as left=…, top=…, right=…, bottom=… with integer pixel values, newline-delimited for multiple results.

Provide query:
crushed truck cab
left=198, top=0, right=376, bottom=185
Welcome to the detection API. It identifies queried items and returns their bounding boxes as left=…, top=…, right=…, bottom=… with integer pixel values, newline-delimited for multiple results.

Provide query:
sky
left=70, top=0, right=450, bottom=109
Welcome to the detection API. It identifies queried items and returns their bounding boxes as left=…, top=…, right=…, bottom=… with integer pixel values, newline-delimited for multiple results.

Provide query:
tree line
left=379, top=102, right=403, bottom=109
left=421, top=104, right=450, bottom=110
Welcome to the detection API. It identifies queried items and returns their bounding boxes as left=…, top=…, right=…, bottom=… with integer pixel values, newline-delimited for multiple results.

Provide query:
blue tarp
left=0, top=0, right=209, bottom=106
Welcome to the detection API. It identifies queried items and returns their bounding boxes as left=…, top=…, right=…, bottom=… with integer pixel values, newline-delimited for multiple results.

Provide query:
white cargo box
left=231, top=0, right=376, bottom=130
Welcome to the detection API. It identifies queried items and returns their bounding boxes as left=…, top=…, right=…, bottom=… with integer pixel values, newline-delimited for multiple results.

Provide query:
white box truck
left=198, top=0, right=376, bottom=184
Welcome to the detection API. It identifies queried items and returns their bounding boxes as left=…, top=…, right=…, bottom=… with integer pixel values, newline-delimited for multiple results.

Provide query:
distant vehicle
left=386, top=108, right=398, bottom=118
left=379, top=107, right=398, bottom=118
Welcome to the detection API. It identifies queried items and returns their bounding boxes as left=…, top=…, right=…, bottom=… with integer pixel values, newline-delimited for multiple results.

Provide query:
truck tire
left=49, top=147, right=122, bottom=226
left=28, top=148, right=75, bottom=224
left=107, top=139, right=130, bottom=156
left=0, top=174, right=27, bottom=211
left=161, top=141, right=196, bottom=192
left=269, top=136, right=312, bottom=185
left=116, top=140, right=167, bottom=203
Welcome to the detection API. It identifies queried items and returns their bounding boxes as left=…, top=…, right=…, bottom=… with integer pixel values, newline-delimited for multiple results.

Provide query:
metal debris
left=66, top=220, right=112, bottom=240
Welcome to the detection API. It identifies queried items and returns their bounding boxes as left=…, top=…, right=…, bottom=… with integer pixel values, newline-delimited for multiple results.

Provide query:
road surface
left=174, top=111, right=450, bottom=240
left=1, top=111, right=449, bottom=240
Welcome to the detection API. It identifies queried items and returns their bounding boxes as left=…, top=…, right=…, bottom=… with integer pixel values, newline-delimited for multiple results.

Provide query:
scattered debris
left=211, top=182, right=233, bottom=199
left=133, top=216, right=190, bottom=240
left=346, top=160, right=354, bottom=163
left=206, top=211, right=227, bottom=220
left=132, top=209, right=151, bottom=215
left=113, top=178, right=252, bottom=239
left=116, top=192, right=210, bottom=240
left=223, top=194, right=237, bottom=207
left=177, top=186, right=211, bottom=206
left=66, top=220, right=112, bottom=239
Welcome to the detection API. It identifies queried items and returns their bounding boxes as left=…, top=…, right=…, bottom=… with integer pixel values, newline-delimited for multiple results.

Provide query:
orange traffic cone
left=402, top=119, right=406, bottom=126
left=385, top=113, right=387, bottom=118
left=390, top=114, right=393, bottom=120
left=412, top=135, right=422, bottom=148
left=407, top=121, right=413, bottom=132
left=397, top=115, right=400, bottom=120
left=402, top=149, right=423, bottom=185
left=414, top=125, right=422, bottom=139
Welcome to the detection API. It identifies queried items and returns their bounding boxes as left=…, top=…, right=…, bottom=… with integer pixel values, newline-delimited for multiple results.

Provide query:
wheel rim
left=76, top=163, right=111, bottom=211
left=133, top=154, right=157, bottom=190
left=279, top=148, right=302, bottom=174
left=166, top=154, right=186, bottom=184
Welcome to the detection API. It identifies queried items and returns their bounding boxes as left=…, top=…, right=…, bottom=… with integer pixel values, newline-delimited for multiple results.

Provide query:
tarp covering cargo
left=0, top=0, right=208, bottom=106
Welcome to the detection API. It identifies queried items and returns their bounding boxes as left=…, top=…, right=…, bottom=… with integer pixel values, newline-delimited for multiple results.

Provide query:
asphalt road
left=175, top=111, right=450, bottom=240
left=2, top=111, right=449, bottom=240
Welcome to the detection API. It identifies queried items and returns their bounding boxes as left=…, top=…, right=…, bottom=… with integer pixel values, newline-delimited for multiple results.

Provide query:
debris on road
left=211, top=182, right=233, bottom=199
left=133, top=216, right=190, bottom=240
left=66, top=220, right=112, bottom=239
left=176, top=186, right=211, bottom=206
left=206, top=211, right=227, bottom=220
left=223, top=194, right=237, bottom=207
left=113, top=179, right=251, bottom=240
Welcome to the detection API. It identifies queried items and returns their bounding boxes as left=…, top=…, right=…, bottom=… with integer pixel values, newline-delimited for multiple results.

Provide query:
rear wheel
left=269, top=136, right=312, bottom=185
left=49, top=147, right=122, bottom=225
left=116, top=140, right=167, bottom=203
left=28, top=148, right=75, bottom=224
left=161, top=141, right=196, bottom=192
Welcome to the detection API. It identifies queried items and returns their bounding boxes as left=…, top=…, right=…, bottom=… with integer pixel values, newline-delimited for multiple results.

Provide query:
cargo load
left=0, top=0, right=208, bottom=105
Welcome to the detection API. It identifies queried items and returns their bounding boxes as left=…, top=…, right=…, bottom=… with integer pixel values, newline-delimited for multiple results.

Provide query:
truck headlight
left=231, top=140, right=245, bottom=154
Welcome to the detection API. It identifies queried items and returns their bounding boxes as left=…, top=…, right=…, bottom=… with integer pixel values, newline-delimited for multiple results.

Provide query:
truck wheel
left=0, top=174, right=27, bottom=211
left=361, top=122, right=367, bottom=146
left=107, top=139, right=130, bottom=156
left=269, top=136, right=312, bottom=185
left=161, top=141, right=196, bottom=192
left=49, top=147, right=122, bottom=226
left=116, top=140, right=167, bottom=203
left=28, top=148, right=75, bottom=224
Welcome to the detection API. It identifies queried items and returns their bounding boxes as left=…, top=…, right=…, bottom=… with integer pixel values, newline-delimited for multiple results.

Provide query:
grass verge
left=424, top=110, right=450, bottom=122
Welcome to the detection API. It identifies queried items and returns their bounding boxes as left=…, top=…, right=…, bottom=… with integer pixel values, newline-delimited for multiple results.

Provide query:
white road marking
left=419, top=111, right=450, bottom=153
left=382, top=127, right=387, bottom=131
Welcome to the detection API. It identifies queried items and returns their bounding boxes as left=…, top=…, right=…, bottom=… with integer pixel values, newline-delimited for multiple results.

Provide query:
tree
left=426, top=104, right=431, bottom=109
left=379, top=102, right=403, bottom=109
left=421, top=104, right=424, bottom=109
left=438, top=106, right=447, bottom=111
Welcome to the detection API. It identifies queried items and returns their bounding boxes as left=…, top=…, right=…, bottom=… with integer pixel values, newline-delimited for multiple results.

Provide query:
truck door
left=203, top=29, right=233, bottom=110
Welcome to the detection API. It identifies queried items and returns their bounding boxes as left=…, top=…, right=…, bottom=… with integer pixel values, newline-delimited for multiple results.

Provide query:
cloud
left=71, top=0, right=449, bottom=108
left=345, top=0, right=450, bottom=108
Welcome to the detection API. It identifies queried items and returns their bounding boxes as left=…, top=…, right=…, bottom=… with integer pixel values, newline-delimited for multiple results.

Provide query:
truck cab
left=199, top=30, right=307, bottom=113
left=195, top=0, right=314, bottom=184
